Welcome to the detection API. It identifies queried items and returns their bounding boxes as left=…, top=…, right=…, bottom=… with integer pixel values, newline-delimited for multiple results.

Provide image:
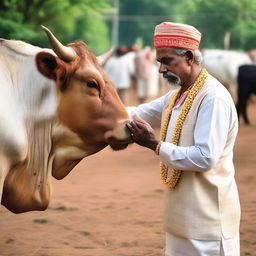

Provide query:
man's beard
left=163, top=71, right=181, bottom=86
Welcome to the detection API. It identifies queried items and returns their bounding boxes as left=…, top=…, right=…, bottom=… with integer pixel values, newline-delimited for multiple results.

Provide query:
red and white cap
left=154, top=22, right=201, bottom=50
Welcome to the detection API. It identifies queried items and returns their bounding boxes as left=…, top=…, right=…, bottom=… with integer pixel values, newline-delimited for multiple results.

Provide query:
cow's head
left=36, top=26, right=132, bottom=177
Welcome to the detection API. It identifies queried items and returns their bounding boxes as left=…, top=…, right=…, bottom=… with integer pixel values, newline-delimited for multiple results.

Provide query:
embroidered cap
left=154, top=22, right=201, bottom=50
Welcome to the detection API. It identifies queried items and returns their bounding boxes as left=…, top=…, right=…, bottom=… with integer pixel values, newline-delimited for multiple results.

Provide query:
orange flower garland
left=159, top=68, right=208, bottom=188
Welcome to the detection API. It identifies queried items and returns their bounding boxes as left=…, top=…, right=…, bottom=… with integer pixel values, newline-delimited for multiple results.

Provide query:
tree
left=177, top=0, right=256, bottom=50
left=118, top=0, right=179, bottom=47
left=0, top=0, right=110, bottom=54
left=107, top=0, right=256, bottom=50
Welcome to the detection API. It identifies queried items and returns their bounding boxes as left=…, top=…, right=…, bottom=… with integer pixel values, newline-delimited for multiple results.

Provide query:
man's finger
left=133, top=115, right=148, bottom=124
left=130, top=120, right=140, bottom=131
left=126, top=123, right=133, bottom=133
left=126, top=121, right=139, bottom=134
left=133, top=115, right=151, bottom=127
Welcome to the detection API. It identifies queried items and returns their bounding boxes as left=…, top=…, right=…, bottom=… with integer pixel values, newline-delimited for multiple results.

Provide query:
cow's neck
left=2, top=119, right=97, bottom=213
left=51, top=123, right=105, bottom=180
left=2, top=119, right=53, bottom=212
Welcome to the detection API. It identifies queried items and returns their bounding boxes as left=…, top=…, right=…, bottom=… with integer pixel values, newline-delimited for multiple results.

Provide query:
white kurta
left=105, top=54, right=134, bottom=90
left=127, top=76, right=239, bottom=255
left=165, top=232, right=240, bottom=256
left=127, top=81, right=237, bottom=172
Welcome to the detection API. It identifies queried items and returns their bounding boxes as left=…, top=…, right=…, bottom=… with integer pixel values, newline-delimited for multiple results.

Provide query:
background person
left=105, top=46, right=134, bottom=105
left=134, top=46, right=156, bottom=103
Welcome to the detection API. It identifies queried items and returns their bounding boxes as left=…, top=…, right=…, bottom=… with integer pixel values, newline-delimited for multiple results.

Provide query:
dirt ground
left=0, top=93, right=256, bottom=256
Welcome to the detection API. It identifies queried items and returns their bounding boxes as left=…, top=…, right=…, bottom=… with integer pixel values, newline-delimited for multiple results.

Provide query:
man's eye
left=87, top=80, right=99, bottom=89
left=162, top=59, right=172, bottom=65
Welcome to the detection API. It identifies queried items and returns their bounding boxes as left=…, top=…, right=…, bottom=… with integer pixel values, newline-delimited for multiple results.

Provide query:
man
left=125, top=22, right=240, bottom=255
left=105, top=46, right=134, bottom=105
left=134, top=46, right=155, bottom=103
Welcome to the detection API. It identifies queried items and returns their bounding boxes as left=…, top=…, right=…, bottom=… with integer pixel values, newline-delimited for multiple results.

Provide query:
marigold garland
left=160, top=68, right=208, bottom=188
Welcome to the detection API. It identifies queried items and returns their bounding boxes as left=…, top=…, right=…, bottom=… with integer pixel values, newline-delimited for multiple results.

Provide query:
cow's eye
left=87, top=80, right=99, bottom=89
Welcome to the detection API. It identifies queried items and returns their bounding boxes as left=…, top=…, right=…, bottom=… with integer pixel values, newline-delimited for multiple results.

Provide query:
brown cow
left=0, top=26, right=131, bottom=213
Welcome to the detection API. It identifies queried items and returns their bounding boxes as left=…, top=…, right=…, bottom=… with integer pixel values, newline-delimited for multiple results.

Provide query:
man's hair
left=174, top=48, right=203, bottom=64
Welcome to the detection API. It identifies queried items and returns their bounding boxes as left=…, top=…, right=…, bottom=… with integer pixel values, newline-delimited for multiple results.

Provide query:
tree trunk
left=224, top=31, right=231, bottom=50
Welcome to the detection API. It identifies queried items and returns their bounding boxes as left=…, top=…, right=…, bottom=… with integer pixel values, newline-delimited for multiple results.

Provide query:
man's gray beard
left=163, top=71, right=181, bottom=86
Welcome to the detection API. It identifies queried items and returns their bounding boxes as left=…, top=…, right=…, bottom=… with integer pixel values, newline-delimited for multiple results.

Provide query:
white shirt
left=127, top=79, right=238, bottom=172
left=104, top=53, right=134, bottom=90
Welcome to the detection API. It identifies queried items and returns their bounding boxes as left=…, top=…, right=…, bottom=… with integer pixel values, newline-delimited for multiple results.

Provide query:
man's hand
left=126, top=115, right=159, bottom=151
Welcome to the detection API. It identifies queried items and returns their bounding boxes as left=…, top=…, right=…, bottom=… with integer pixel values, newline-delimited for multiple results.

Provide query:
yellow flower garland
left=160, top=68, right=208, bottom=188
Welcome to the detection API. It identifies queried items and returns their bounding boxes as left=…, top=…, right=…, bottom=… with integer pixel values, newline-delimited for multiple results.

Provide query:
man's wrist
left=155, top=141, right=163, bottom=155
left=145, top=140, right=159, bottom=151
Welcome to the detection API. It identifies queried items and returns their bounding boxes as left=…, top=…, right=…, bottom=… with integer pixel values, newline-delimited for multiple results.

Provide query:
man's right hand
left=126, top=115, right=159, bottom=151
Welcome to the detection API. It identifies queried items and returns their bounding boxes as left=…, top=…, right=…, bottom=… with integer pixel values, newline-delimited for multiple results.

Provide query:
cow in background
left=237, top=65, right=256, bottom=125
left=248, top=48, right=256, bottom=64
left=0, top=26, right=131, bottom=213
left=202, top=49, right=252, bottom=101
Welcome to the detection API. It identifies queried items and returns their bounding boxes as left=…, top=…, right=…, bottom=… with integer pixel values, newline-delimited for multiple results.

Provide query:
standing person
left=105, top=47, right=134, bottom=105
left=117, top=22, right=240, bottom=255
left=135, top=46, right=155, bottom=103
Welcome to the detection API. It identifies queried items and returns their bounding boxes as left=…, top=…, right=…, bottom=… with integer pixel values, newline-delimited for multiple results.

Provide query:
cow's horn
left=97, top=47, right=115, bottom=66
left=41, top=25, right=77, bottom=62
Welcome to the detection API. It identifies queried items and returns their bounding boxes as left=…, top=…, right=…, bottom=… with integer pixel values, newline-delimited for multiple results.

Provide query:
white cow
left=202, top=49, right=252, bottom=101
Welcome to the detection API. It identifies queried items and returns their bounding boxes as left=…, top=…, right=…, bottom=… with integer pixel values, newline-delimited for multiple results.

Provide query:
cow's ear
left=36, top=52, right=67, bottom=85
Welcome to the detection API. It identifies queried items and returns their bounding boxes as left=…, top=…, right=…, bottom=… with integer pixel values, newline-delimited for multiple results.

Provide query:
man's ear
left=36, top=52, right=67, bottom=85
left=185, top=51, right=194, bottom=65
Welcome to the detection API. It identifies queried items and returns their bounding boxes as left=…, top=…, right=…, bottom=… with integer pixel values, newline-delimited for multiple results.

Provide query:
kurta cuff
left=159, top=142, right=187, bottom=164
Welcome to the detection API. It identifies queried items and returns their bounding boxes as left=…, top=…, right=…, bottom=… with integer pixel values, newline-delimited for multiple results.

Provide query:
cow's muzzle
left=104, top=120, right=133, bottom=150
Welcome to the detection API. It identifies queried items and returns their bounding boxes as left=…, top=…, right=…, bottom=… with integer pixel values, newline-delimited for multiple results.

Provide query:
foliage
left=169, top=0, right=256, bottom=49
left=118, top=0, right=178, bottom=47
left=1, top=0, right=256, bottom=51
left=0, top=0, right=110, bottom=54
left=117, top=0, right=256, bottom=50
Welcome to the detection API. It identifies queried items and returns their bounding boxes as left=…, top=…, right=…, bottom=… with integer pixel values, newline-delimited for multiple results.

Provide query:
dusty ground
left=0, top=94, right=256, bottom=256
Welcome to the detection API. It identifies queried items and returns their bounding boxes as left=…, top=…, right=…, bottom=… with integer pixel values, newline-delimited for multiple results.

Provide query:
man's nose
left=159, top=63, right=167, bottom=73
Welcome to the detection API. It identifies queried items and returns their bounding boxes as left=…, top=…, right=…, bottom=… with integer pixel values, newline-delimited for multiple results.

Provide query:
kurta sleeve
left=126, top=91, right=172, bottom=127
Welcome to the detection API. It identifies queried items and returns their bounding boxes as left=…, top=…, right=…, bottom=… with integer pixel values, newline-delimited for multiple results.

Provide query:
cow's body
left=202, top=49, right=252, bottom=101
left=0, top=29, right=131, bottom=213
left=237, top=65, right=256, bottom=125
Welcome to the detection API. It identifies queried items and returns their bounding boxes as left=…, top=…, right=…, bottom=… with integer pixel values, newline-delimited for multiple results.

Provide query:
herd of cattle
left=0, top=26, right=256, bottom=213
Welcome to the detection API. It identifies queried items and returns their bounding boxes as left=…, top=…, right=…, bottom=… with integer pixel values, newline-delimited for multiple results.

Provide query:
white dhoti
left=165, top=232, right=240, bottom=256
left=137, top=77, right=149, bottom=99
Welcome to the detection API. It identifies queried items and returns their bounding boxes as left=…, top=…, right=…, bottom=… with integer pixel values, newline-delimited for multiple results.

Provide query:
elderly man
left=125, top=22, right=240, bottom=256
